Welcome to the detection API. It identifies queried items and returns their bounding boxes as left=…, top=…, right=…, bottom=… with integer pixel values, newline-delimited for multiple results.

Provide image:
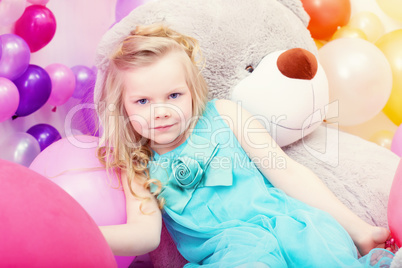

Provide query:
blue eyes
left=136, top=93, right=181, bottom=105
left=169, top=93, right=180, bottom=99
left=137, top=99, right=148, bottom=105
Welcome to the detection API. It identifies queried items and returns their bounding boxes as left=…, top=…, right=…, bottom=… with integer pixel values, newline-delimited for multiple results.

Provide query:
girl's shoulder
left=197, top=99, right=239, bottom=131
left=212, top=99, right=242, bottom=135
left=214, top=99, right=239, bottom=118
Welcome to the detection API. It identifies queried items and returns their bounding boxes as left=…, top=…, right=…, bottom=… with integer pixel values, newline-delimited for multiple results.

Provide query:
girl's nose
left=154, top=106, right=171, bottom=119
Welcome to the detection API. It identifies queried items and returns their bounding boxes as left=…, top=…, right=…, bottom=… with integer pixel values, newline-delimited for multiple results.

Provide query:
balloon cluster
left=0, top=1, right=98, bottom=167
left=301, top=0, right=402, bottom=156
left=302, top=0, right=402, bottom=249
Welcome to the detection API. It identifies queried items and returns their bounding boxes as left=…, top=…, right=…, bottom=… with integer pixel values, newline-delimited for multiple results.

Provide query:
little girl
left=95, top=24, right=394, bottom=267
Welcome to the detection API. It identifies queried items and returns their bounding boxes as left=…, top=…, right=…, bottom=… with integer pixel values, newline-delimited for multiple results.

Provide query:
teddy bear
left=94, top=0, right=401, bottom=266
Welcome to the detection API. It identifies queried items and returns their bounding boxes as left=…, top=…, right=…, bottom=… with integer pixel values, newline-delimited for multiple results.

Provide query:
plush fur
left=95, top=0, right=401, bottom=266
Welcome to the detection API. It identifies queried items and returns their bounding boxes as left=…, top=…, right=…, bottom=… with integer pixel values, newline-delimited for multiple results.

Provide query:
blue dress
left=148, top=99, right=394, bottom=267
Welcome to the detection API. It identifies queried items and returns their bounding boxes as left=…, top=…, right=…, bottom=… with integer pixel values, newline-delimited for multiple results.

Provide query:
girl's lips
left=154, top=124, right=175, bottom=131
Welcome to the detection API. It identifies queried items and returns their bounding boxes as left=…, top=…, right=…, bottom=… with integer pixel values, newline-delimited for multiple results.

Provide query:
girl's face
left=123, top=52, right=193, bottom=154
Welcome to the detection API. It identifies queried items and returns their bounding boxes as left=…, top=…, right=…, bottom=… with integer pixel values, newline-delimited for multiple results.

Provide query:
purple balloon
left=13, top=64, right=52, bottom=117
left=71, top=65, right=96, bottom=99
left=0, top=34, right=31, bottom=80
left=115, top=0, right=149, bottom=22
left=27, top=124, right=61, bottom=151
left=0, top=38, right=2, bottom=61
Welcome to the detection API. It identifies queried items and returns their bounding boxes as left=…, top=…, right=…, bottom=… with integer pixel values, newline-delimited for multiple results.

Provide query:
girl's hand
left=356, top=225, right=396, bottom=256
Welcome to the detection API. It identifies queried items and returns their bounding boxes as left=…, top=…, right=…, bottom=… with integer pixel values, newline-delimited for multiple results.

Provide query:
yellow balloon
left=369, top=130, right=394, bottom=149
left=314, top=39, right=326, bottom=49
left=376, top=0, right=402, bottom=23
left=331, top=25, right=367, bottom=41
left=348, top=12, right=385, bottom=42
left=376, top=30, right=402, bottom=125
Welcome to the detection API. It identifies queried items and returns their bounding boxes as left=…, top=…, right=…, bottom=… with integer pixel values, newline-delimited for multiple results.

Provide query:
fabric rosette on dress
left=148, top=134, right=233, bottom=214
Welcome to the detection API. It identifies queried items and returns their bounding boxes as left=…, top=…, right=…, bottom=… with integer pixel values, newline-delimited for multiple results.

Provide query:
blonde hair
left=96, top=24, right=209, bottom=210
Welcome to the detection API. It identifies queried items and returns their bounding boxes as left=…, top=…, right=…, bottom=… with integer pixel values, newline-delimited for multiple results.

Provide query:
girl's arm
left=99, top=171, right=162, bottom=256
left=215, top=99, right=391, bottom=255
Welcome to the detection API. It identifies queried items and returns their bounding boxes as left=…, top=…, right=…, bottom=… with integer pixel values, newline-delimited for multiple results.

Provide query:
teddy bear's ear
left=276, top=0, right=310, bottom=27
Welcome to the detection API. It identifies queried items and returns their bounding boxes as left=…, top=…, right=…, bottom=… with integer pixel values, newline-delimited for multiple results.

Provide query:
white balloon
left=0, top=132, right=41, bottom=167
left=319, top=38, right=392, bottom=126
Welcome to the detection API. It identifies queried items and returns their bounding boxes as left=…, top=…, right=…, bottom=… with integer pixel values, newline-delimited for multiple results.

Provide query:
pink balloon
left=0, top=0, right=26, bottom=26
left=27, top=0, right=50, bottom=5
left=391, top=125, right=402, bottom=157
left=14, top=5, right=57, bottom=52
left=0, top=159, right=117, bottom=267
left=45, top=63, right=76, bottom=106
left=29, top=135, right=136, bottom=267
left=0, top=77, right=19, bottom=122
left=0, top=34, right=31, bottom=80
left=388, top=158, right=402, bottom=248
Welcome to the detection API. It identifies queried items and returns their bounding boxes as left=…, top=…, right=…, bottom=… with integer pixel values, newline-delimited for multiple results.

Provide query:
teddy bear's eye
left=245, top=65, right=254, bottom=73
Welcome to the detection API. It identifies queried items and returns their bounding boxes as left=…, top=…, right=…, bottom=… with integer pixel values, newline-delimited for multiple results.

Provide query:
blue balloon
left=27, top=124, right=61, bottom=151
left=13, top=64, right=51, bottom=117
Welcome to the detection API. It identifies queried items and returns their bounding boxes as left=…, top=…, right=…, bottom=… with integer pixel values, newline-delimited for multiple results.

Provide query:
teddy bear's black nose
left=276, top=48, right=318, bottom=80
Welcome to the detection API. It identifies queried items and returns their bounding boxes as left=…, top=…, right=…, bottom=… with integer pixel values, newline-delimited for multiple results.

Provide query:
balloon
left=0, top=132, right=41, bottom=167
left=388, top=158, right=402, bottom=248
left=0, top=77, right=19, bottom=123
left=0, top=159, right=117, bottom=267
left=338, top=112, right=398, bottom=141
left=369, top=130, right=394, bottom=150
left=0, top=0, right=26, bottom=26
left=0, top=34, right=31, bottom=80
left=301, top=0, right=351, bottom=40
left=45, top=63, right=76, bottom=107
left=331, top=25, right=367, bottom=41
left=319, top=38, right=392, bottom=126
left=0, top=37, right=2, bottom=60
left=376, top=30, right=402, bottom=126
left=30, top=135, right=135, bottom=267
left=376, top=0, right=402, bottom=23
left=391, top=124, right=402, bottom=157
left=13, top=64, right=52, bottom=117
left=348, top=12, right=384, bottom=43
left=14, top=5, right=57, bottom=52
left=71, top=65, right=96, bottom=99
left=27, top=0, right=50, bottom=5
left=27, top=123, right=62, bottom=151
left=115, top=0, right=151, bottom=22
left=314, top=39, right=326, bottom=49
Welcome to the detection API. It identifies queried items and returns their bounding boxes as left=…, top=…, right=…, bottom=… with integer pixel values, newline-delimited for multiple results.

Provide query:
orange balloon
left=301, top=0, right=351, bottom=40
left=376, top=30, right=402, bottom=126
